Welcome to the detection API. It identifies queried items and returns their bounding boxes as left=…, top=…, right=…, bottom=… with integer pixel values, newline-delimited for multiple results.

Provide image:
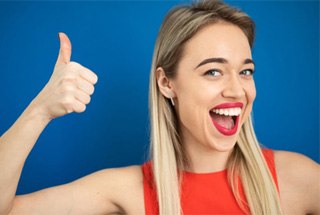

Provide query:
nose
left=222, top=75, right=245, bottom=99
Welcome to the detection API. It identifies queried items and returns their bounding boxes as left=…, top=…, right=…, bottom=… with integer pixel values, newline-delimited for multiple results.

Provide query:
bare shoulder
left=274, top=150, right=320, bottom=214
left=274, top=150, right=319, bottom=184
left=274, top=150, right=319, bottom=176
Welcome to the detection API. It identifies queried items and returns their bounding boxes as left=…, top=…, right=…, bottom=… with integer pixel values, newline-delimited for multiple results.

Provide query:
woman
left=0, top=0, right=318, bottom=214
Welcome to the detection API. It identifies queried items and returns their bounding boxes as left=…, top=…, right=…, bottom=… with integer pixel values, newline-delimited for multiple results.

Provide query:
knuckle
left=60, top=76, right=75, bottom=85
left=60, top=81, right=76, bottom=93
left=61, top=97, right=73, bottom=107
left=65, top=62, right=80, bottom=74
left=64, top=104, right=74, bottom=113
left=61, top=85, right=75, bottom=94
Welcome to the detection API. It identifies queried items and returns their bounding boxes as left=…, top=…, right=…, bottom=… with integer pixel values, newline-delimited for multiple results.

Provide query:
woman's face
left=172, top=21, right=256, bottom=152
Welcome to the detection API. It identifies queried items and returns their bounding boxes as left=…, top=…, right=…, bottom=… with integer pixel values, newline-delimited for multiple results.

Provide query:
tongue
left=211, top=112, right=234, bottom=130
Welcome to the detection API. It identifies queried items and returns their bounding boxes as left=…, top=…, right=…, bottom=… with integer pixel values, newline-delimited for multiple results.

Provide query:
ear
left=156, top=67, right=176, bottom=99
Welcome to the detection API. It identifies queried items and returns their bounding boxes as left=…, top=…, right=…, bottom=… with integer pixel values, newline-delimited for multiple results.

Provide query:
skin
left=0, top=24, right=319, bottom=215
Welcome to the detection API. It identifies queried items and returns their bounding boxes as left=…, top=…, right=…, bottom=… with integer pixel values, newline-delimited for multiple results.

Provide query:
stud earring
left=170, top=97, right=175, bottom=106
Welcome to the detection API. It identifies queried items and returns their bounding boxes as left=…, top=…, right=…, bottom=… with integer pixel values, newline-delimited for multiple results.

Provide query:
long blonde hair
left=149, top=0, right=282, bottom=214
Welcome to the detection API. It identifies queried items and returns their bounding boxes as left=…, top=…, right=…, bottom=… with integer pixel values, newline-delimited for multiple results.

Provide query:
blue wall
left=0, top=1, right=318, bottom=194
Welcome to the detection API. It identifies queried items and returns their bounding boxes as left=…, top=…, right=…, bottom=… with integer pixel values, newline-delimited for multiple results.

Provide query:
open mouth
left=209, top=106, right=242, bottom=136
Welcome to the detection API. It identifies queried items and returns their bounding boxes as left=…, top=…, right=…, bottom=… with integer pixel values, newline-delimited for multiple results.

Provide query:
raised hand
left=30, top=32, right=98, bottom=120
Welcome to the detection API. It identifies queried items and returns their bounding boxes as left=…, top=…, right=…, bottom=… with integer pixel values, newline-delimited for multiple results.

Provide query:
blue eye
left=240, top=69, right=254, bottom=76
left=205, top=69, right=222, bottom=77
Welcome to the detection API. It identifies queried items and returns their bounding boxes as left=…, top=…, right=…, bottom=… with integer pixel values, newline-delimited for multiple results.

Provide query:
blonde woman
left=0, top=1, right=319, bottom=214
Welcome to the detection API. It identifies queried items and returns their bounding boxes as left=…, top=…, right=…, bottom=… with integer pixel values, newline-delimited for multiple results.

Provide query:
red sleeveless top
left=142, top=149, right=279, bottom=215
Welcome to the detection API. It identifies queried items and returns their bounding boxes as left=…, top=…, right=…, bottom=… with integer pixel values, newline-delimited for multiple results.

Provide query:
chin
left=215, top=141, right=237, bottom=152
left=206, top=134, right=239, bottom=152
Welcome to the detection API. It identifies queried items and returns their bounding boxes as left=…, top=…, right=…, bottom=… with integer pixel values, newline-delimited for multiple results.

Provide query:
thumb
left=57, top=32, right=72, bottom=64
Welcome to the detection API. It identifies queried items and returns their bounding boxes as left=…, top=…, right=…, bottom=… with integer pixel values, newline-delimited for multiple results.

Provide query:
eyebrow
left=195, top=57, right=255, bottom=69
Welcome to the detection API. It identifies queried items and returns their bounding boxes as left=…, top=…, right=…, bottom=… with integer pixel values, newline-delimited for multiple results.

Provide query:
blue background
left=0, top=1, right=318, bottom=194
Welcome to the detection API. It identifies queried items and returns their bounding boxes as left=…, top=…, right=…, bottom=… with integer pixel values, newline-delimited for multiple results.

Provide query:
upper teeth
left=211, top=107, right=241, bottom=116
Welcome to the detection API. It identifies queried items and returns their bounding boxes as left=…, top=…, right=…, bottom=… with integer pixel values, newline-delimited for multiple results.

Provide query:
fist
left=31, top=33, right=98, bottom=120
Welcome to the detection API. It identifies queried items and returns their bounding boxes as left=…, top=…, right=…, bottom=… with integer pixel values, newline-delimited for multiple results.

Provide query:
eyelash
left=240, top=69, right=255, bottom=76
left=204, top=69, right=222, bottom=77
left=204, top=69, right=255, bottom=77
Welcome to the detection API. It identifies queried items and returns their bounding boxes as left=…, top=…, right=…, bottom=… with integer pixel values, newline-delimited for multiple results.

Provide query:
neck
left=183, top=139, right=233, bottom=174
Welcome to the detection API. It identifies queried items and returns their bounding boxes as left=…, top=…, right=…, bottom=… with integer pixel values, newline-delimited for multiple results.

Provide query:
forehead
left=181, top=21, right=252, bottom=66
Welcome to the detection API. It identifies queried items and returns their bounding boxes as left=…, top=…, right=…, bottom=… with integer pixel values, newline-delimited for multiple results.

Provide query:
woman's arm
left=9, top=166, right=143, bottom=215
left=0, top=33, right=98, bottom=214
left=0, top=104, right=51, bottom=214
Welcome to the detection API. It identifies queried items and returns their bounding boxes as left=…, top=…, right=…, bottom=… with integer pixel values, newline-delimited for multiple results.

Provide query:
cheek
left=176, top=86, right=221, bottom=117
left=242, top=81, right=256, bottom=121
left=176, top=86, right=205, bottom=118
left=175, top=83, right=215, bottom=126
left=251, top=81, right=256, bottom=102
left=175, top=78, right=203, bottom=104
left=244, top=79, right=256, bottom=103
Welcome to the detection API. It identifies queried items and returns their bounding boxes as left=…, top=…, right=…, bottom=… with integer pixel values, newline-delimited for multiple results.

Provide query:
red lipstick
left=212, top=102, right=243, bottom=109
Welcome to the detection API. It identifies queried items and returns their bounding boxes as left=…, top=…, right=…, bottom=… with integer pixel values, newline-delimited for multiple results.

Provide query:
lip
left=212, top=102, right=243, bottom=110
left=210, top=102, right=243, bottom=136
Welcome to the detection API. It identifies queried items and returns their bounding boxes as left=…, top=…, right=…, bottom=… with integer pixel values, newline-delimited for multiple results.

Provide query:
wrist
left=23, top=102, right=52, bottom=126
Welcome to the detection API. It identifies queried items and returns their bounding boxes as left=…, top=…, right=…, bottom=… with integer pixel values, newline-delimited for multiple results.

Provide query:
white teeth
left=211, top=107, right=241, bottom=116
left=231, top=109, right=235, bottom=116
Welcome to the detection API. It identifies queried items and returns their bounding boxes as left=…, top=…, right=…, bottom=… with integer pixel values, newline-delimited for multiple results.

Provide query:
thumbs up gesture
left=30, top=33, right=98, bottom=120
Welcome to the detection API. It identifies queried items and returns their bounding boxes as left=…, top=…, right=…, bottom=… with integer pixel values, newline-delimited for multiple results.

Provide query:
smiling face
left=170, top=21, right=256, bottom=154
